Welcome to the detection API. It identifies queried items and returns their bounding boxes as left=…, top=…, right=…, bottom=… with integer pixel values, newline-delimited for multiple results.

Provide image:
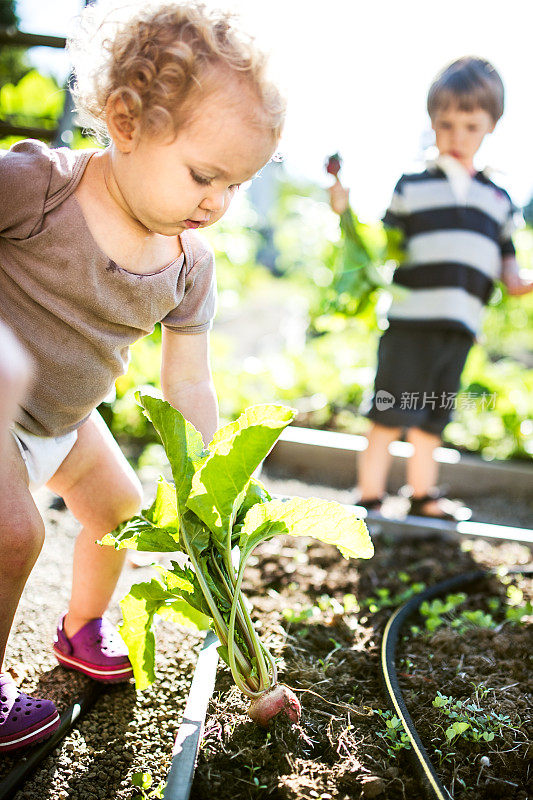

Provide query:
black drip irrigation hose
left=0, top=682, right=104, bottom=800
left=380, top=565, right=533, bottom=800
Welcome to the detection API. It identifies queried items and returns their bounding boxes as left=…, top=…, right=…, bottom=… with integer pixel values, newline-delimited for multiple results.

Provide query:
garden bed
left=1, top=474, right=531, bottom=800
left=191, top=471, right=532, bottom=800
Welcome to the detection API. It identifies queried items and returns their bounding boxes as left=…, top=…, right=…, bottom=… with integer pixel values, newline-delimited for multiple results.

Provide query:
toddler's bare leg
left=406, top=427, right=441, bottom=510
left=0, top=440, right=45, bottom=671
left=47, top=412, right=142, bottom=638
left=0, top=323, right=41, bottom=671
left=357, top=422, right=401, bottom=501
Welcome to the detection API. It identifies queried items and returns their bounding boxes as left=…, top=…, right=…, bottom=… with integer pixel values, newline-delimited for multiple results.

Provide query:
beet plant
left=103, top=392, right=373, bottom=727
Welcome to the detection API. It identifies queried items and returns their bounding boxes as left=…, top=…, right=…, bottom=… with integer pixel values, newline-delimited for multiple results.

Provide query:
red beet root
left=325, top=152, right=342, bottom=177
left=248, top=684, right=301, bottom=728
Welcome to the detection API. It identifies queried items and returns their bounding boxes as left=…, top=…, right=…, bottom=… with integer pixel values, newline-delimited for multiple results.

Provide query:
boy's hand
left=328, top=180, right=350, bottom=216
left=501, top=256, right=533, bottom=296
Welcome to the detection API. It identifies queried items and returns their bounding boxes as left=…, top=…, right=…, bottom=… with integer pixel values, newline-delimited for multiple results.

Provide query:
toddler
left=329, top=56, right=533, bottom=518
left=0, top=0, right=284, bottom=752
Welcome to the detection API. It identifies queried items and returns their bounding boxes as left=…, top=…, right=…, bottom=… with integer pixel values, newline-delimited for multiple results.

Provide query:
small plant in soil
left=417, top=592, right=468, bottom=633
left=503, top=583, right=533, bottom=622
left=413, top=587, right=532, bottom=637
left=375, top=709, right=412, bottom=757
left=131, top=771, right=165, bottom=799
left=104, top=392, right=373, bottom=727
left=363, top=579, right=426, bottom=614
left=432, top=687, right=519, bottom=745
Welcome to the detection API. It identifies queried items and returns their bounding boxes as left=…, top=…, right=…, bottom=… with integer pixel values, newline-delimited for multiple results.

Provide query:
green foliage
left=418, top=593, right=468, bottom=633
left=414, top=583, right=532, bottom=636
left=375, top=709, right=411, bottom=756
left=104, top=393, right=372, bottom=694
left=110, top=282, right=531, bottom=462
left=363, top=577, right=426, bottom=614
left=0, top=0, right=17, bottom=25
left=0, top=69, right=63, bottom=128
left=0, top=49, right=31, bottom=90
left=90, top=181, right=533, bottom=461
left=0, top=68, right=98, bottom=149
left=448, top=338, right=533, bottom=460
left=417, top=593, right=503, bottom=634
left=282, top=592, right=359, bottom=625
left=503, top=584, right=533, bottom=623
left=0, top=1, right=29, bottom=89
left=131, top=772, right=165, bottom=799
left=432, top=688, right=518, bottom=745
left=317, top=207, right=389, bottom=318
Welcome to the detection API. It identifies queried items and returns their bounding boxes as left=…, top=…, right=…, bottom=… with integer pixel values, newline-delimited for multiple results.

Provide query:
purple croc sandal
left=0, top=673, right=60, bottom=753
left=53, top=616, right=133, bottom=683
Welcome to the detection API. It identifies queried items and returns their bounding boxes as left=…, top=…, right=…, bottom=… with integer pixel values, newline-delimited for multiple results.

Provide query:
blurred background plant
left=1, top=1, right=532, bottom=463
left=0, top=0, right=31, bottom=88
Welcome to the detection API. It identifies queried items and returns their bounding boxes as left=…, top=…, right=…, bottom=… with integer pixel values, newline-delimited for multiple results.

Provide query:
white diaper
left=11, top=423, right=78, bottom=490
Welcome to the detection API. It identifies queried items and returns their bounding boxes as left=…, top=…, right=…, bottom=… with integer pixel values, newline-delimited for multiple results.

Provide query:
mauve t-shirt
left=0, top=139, right=217, bottom=437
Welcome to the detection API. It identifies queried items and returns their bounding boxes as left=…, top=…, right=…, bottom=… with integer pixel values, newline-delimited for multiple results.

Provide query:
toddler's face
left=431, top=105, right=495, bottom=171
left=111, top=90, right=277, bottom=237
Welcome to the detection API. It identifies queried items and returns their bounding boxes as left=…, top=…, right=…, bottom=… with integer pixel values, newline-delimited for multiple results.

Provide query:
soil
left=191, top=470, right=533, bottom=800
left=1, top=471, right=532, bottom=800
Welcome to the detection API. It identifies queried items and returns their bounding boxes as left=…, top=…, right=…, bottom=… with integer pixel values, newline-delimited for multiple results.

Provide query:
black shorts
left=365, top=325, right=473, bottom=435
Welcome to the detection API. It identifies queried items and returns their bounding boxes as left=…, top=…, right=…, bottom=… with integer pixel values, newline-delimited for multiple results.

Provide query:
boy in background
left=329, top=56, right=533, bottom=518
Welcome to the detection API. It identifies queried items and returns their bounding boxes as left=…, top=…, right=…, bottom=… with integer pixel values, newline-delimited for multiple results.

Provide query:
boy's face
left=431, top=105, right=495, bottom=171
left=109, top=85, right=277, bottom=237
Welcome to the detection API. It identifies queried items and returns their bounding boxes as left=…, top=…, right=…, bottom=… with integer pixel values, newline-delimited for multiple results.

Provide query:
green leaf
left=339, top=207, right=373, bottom=261
left=138, top=391, right=206, bottom=512
left=103, top=477, right=181, bottom=552
left=152, top=565, right=195, bottom=594
left=386, top=716, right=401, bottom=729
left=239, top=497, right=373, bottom=560
left=157, top=597, right=210, bottom=631
left=163, top=560, right=214, bottom=617
left=187, top=405, right=295, bottom=539
left=143, top=773, right=152, bottom=790
left=151, top=476, right=179, bottom=527
left=216, top=644, right=231, bottom=668
left=119, top=576, right=209, bottom=690
left=432, top=694, right=450, bottom=708
left=102, top=518, right=180, bottom=552
left=180, top=509, right=211, bottom=557
left=119, top=580, right=169, bottom=690
left=154, top=562, right=216, bottom=622
left=446, top=721, right=470, bottom=740
left=235, top=478, right=272, bottom=526
left=132, top=772, right=152, bottom=789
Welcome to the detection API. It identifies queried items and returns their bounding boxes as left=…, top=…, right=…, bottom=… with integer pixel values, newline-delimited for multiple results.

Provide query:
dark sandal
left=355, top=496, right=385, bottom=512
left=409, top=490, right=470, bottom=521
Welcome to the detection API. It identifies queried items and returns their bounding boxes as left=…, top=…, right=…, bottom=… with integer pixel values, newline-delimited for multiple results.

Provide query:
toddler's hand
left=328, top=181, right=350, bottom=216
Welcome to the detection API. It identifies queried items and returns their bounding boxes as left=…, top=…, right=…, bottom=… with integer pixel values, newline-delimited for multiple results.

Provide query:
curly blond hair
left=68, top=1, right=286, bottom=144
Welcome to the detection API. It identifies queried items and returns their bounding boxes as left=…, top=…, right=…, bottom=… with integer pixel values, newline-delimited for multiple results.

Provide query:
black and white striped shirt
left=383, top=156, right=517, bottom=336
